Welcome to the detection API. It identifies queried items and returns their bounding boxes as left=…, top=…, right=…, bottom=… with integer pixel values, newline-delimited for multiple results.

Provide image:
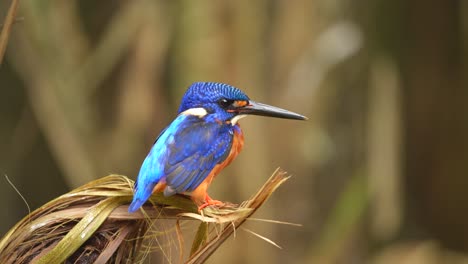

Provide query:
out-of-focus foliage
left=0, top=0, right=467, bottom=263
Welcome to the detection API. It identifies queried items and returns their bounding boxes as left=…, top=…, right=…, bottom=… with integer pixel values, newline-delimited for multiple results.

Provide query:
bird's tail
left=128, top=182, right=156, bottom=212
left=128, top=198, right=146, bottom=213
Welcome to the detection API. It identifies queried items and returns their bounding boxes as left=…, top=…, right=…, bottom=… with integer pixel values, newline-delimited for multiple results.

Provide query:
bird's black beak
left=237, top=100, right=307, bottom=120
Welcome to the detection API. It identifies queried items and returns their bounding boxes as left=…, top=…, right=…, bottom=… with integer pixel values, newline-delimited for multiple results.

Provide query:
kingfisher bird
left=128, top=82, right=307, bottom=212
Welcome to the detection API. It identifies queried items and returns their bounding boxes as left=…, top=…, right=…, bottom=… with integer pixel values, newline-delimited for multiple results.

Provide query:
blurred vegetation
left=1, top=0, right=467, bottom=263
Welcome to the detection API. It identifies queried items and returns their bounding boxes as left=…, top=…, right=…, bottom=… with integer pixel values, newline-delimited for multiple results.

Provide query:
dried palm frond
left=0, top=168, right=289, bottom=263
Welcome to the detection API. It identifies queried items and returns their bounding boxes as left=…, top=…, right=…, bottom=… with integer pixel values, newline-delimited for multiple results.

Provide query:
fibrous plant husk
left=0, top=168, right=289, bottom=263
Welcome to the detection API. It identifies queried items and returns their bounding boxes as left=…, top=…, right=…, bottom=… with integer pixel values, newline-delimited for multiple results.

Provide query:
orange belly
left=190, top=126, right=244, bottom=205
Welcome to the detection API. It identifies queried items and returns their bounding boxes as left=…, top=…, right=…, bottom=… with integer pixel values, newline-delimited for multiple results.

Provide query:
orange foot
left=197, top=194, right=225, bottom=211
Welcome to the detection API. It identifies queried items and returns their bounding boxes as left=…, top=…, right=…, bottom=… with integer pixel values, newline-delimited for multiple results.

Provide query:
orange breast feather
left=190, top=127, right=244, bottom=204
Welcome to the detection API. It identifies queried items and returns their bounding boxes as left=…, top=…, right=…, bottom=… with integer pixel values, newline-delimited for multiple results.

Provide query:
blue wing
left=128, top=114, right=233, bottom=212
left=163, top=117, right=234, bottom=194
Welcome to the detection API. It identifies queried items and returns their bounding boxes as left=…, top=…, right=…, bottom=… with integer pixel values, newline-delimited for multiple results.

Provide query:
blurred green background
left=1, top=0, right=468, bottom=263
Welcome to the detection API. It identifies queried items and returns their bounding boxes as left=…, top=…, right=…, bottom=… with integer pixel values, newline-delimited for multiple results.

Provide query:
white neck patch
left=181, top=107, right=208, bottom=117
left=231, top=114, right=247, bottom=125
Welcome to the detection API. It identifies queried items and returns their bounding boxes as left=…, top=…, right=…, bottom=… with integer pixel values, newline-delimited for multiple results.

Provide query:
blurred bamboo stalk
left=0, top=0, right=19, bottom=65
left=368, top=56, right=402, bottom=241
left=108, top=1, right=171, bottom=172
left=169, top=0, right=228, bottom=95
left=229, top=1, right=273, bottom=263
left=7, top=1, right=170, bottom=187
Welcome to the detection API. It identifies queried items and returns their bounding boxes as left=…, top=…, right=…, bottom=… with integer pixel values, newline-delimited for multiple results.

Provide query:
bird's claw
left=198, top=196, right=225, bottom=211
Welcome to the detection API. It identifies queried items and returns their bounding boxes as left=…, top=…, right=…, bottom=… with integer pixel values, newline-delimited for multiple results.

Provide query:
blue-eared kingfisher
left=128, top=82, right=307, bottom=212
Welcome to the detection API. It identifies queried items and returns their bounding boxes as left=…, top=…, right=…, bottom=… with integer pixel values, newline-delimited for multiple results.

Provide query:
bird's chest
left=229, top=125, right=244, bottom=161
left=213, top=125, right=244, bottom=176
left=207, top=125, right=244, bottom=182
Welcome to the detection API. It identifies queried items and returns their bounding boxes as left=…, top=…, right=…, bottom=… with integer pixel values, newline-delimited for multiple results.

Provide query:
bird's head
left=178, top=82, right=307, bottom=124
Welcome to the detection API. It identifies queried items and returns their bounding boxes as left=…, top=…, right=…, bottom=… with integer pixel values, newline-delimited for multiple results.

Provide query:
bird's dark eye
left=218, top=98, right=234, bottom=108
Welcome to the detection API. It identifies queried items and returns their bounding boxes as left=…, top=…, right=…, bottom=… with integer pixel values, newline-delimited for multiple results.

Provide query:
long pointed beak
left=237, top=100, right=308, bottom=120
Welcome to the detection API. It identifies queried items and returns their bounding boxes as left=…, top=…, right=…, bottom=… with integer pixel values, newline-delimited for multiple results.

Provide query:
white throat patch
left=231, top=114, right=247, bottom=125
left=181, top=107, right=208, bottom=117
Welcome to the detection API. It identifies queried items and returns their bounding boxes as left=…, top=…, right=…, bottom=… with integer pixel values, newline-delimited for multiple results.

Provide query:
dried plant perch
left=0, top=168, right=289, bottom=263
